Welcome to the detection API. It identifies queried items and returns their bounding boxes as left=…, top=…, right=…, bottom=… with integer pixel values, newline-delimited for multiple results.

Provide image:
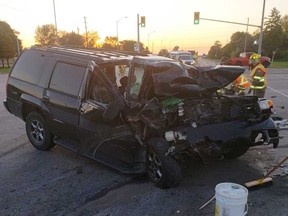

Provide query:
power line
left=0, top=3, right=21, bottom=11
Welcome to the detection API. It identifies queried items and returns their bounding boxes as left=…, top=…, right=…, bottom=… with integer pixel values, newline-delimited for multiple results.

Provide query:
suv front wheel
left=25, top=112, right=55, bottom=151
left=146, top=138, right=182, bottom=189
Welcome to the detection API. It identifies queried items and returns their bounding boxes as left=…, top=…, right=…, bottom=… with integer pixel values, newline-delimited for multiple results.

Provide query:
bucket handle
left=242, top=203, right=248, bottom=216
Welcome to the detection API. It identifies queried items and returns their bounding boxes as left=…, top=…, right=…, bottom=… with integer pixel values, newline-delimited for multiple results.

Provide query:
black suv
left=4, top=46, right=279, bottom=188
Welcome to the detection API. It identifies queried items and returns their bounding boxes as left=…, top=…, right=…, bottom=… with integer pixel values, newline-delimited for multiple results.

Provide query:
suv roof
left=29, top=46, right=143, bottom=63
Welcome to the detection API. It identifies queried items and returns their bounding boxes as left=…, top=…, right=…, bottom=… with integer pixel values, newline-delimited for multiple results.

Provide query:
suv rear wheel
left=26, top=112, right=55, bottom=151
left=146, top=138, right=182, bottom=189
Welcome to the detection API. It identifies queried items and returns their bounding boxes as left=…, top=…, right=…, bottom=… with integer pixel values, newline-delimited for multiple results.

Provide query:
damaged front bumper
left=164, top=117, right=279, bottom=159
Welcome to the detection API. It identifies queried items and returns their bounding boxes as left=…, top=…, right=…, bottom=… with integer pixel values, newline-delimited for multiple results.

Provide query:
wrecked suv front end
left=161, top=96, right=278, bottom=162
left=125, top=58, right=279, bottom=188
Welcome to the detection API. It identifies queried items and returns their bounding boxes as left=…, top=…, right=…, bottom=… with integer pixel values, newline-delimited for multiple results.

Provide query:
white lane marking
left=268, top=86, right=288, bottom=98
left=270, top=74, right=288, bottom=79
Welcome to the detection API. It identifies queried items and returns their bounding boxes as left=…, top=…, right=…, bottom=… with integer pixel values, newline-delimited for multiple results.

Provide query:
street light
left=148, top=31, right=155, bottom=52
left=116, top=16, right=128, bottom=42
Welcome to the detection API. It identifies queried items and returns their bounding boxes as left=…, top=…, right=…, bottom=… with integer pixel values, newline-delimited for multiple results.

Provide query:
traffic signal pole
left=137, top=14, right=146, bottom=54
left=197, top=1, right=267, bottom=56
left=137, top=13, right=140, bottom=53
left=199, top=18, right=260, bottom=28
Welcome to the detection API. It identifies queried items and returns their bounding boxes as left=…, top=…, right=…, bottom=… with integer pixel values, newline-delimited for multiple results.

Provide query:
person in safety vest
left=232, top=74, right=250, bottom=95
left=249, top=53, right=267, bottom=98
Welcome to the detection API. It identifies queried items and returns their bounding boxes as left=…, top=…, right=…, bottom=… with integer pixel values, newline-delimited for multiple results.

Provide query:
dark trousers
left=252, top=87, right=266, bottom=98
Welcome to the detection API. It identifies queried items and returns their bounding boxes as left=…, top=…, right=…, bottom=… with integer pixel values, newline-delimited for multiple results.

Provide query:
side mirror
left=103, top=102, right=121, bottom=121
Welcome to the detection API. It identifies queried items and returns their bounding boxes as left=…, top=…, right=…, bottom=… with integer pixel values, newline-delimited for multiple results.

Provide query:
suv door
left=78, top=64, right=142, bottom=172
left=44, top=60, right=87, bottom=143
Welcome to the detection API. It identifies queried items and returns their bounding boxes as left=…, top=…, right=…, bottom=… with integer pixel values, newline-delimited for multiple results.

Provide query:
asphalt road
left=0, top=65, right=288, bottom=216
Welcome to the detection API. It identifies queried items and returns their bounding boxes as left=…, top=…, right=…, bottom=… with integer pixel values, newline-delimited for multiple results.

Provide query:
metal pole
left=16, top=35, right=20, bottom=56
left=244, top=18, right=249, bottom=53
left=52, top=0, right=58, bottom=45
left=116, top=16, right=127, bottom=48
left=14, top=31, right=20, bottom=56
left=84, top=16, right=88, bottom=47
left=148, top=31, right=155, bottom=52
left=137, top=14, right=140, bottom=53
left=258, top=0, right=266, bottom=55
left=200, top=17, right=260, bottom=28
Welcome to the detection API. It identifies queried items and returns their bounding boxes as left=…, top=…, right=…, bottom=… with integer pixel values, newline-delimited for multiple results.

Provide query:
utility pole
left=52, top=0, right=58, bottom=45
left=84, top=16, right=88, bottom=47
left=244, top=18, right=249, bottom=53
left=258, top=0, right=266, bottom=55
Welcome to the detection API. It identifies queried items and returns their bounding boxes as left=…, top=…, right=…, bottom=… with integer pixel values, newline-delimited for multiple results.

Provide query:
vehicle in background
left=220, top=52, right=271, bottom=68
left=169, top=51, right=195, bottom=65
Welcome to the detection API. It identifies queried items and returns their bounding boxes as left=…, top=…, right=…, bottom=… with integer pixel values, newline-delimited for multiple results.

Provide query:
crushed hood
left=149, top=62, right=245, bottom=97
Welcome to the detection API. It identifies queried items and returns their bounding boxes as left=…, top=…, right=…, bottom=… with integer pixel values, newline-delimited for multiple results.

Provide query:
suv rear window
left=49, top=62, right=86, bottom=96
left=10, top=50, right=47, bottom=84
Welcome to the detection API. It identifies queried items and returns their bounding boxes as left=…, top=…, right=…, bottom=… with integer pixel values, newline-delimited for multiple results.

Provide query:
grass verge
left=270, top=61, right=288, bottom=68
left=0, top=68, right=11, bottom=74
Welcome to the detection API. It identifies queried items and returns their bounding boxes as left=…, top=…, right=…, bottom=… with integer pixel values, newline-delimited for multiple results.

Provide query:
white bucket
left=215, top=182, right=248, bottom=216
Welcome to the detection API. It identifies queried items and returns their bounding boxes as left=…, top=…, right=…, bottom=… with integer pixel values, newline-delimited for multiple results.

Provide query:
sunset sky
left=1, top=0, right=288, bottom=54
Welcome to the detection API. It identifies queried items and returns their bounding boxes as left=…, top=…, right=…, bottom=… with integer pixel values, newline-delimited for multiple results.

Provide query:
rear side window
left=49, top=62, right=86, bottom=96
left=10, top=50, right=48, bottom=84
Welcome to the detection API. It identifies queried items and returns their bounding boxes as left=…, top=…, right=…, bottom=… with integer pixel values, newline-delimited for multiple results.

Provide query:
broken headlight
left=258, top=98, right=273, bottom=111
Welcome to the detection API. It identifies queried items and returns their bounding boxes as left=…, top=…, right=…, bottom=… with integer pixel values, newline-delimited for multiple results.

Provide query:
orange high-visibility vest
left=234, top=74, right=250, bottom=91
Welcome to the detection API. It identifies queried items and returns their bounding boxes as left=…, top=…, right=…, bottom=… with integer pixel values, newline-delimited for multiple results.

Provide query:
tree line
left=208, top=7, right=288, bottom=60
left=0, top=22, right=149, bottom=68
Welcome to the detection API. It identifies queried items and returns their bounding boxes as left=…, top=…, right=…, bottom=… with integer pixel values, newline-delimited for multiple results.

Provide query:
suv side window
left=49, top=62, right=86, bottom=96
left=90, top=76, right=114, bottom=104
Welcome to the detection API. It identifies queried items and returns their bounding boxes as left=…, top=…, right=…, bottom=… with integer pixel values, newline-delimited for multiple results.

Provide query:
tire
left=262, top=61, right=270, bottom=68
left=223, top=144, right=249, bottom=159
left=146, top=138, right=182, bottom=189
left=25, top=112, right=55, bottom=151
left=220, top=56, right=229, bottom=65
left=235, top=61, right=242, bottom=66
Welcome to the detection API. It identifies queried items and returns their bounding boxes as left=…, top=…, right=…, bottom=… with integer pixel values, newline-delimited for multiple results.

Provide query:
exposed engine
left=135, top=94, right=265, bottom=134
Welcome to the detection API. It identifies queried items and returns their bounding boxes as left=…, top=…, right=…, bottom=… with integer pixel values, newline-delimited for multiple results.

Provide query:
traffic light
left=194, top=12, right=200, bottom=24
left=140, top=16, right=146, bottom=27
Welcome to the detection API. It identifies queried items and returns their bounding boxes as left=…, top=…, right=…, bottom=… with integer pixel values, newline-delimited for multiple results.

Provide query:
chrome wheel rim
left=148, top=151, right=163, bottom=182
left=30, top=120, right=45, bottom=144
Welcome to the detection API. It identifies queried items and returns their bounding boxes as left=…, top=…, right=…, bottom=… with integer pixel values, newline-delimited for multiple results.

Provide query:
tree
left=280, top=15, right=288, bottom=58
left=158, top=49, right=169, bottom=57
left=35, top=24, right=57, bottom=46
left=208, top=41, right=222, bottom=59
left=262, top=7, right=283, bottom=56
left=221, top=32, right=255, bottom=57
left=0, top=21, right=18, bottom=68
left=83, top=31, right=100, bottom=48
left=102, top=36, right=117, bottom=49
left=172, top=46, right=179, bottom=51
left=59, top=31, right=84, bottom=47
left=282, top=15, right=288, bottom=33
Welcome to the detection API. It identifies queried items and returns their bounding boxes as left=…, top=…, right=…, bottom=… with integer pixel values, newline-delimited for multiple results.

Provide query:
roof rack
left=31, top=45, right=146, bottom=62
